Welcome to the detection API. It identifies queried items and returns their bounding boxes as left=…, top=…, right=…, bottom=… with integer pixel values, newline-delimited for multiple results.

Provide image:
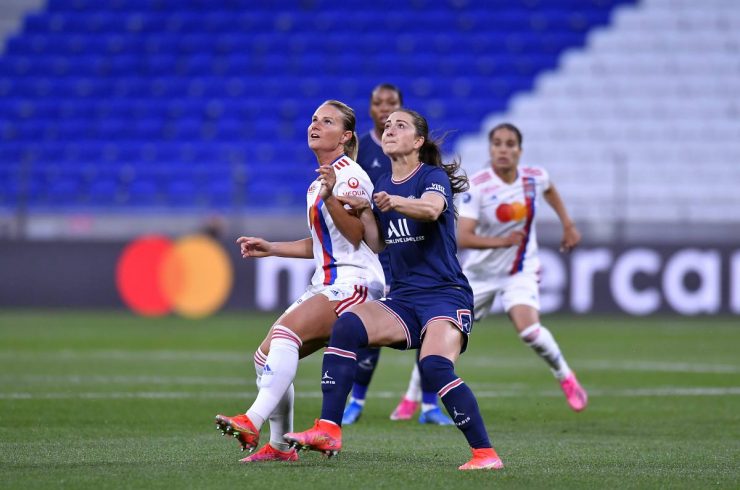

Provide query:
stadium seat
left=0, top=0, right=640, bottom=211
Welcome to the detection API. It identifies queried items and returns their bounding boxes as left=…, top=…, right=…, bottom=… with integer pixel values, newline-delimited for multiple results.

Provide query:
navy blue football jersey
left=357, top=130, right=392, bottom=283
left=357, top=131, right=391, bottom=184
left=373, top=163, right=473, bottom=298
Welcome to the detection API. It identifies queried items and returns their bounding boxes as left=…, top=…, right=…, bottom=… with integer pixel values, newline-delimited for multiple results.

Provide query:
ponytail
left=345, top=131, right=358, bottom=161
left=403, top=109, right=469, bottom=196
left=322, top=99, right=358, bottom=160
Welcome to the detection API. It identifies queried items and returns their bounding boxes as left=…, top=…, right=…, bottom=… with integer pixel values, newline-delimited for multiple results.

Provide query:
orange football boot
left=458, top=447, right=504, bottom=471
left=215, top=413, right=259, bottom=452
left=284, top=419, right=342, bottom=457
left=240, top=443, right=299, bottom=463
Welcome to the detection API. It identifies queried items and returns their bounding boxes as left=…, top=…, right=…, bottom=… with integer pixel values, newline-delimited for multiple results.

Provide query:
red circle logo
left=496, top=202, right=527, bottom=223
left=348, top=177, right=359, bottom=189
left=116, top=234, right=233, bottom=318
left=495, top=203, right=514, bottom=222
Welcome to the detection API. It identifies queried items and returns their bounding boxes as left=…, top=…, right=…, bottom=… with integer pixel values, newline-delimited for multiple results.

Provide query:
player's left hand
left=337, top=195, right=370, bottom=216
left=316, top=164, right=337, bottom=199
left=560, top=224, right=581, bottom=253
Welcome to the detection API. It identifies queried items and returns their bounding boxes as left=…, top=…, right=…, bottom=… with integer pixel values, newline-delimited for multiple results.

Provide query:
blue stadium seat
left=0, top=0, right=634, bottom=210
left=87, top=179, right=119, bottom=205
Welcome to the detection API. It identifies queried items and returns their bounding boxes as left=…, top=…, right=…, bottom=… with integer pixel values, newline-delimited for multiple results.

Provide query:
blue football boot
left=418, top=406, right=454, bottom=425
left=341, top=399, right=364, bottom=425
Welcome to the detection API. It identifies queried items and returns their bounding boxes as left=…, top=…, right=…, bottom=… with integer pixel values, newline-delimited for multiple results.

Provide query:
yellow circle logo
left=116, top=234, right=233, bottom=318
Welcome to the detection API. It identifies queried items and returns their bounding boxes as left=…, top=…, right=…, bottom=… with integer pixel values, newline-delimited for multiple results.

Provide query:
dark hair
left=397, top=108, right=468, bottom=196
left=372, top=83, right=404, bottom=106
left=322, top=99, right=359, bottom=160
left=488, top=122, right=523, bottom=148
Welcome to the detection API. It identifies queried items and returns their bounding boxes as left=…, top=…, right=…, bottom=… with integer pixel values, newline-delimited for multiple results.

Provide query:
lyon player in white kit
left=214, top=100, right=385, bottom=463
left=458, top=123, right=588, bottom=412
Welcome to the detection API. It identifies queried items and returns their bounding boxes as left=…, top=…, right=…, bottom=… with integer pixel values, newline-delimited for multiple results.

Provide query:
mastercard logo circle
left=116, top=234, right=233, bottom=318
left=496, top=201, right=528, bottom=223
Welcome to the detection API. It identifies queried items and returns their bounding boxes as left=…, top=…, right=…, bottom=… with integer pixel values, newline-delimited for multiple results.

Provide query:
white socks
left=404, top=363, right=422, bottom=402
left=253, top=348, right=267, bottom=386
left=519, top=323, right=571, bottom=380
left=267, top=382, right=294, bottom=452
left=246, top=326, right=301, bottom=450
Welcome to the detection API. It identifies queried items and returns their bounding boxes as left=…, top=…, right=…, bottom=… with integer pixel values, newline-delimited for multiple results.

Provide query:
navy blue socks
left=351, top=347, right=381, bottom=400
left=418, top=355, right=492, bottom=448
left=320, top=313, right=368, bottom=425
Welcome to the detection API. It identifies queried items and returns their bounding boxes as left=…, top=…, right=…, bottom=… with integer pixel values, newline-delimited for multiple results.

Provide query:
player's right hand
left=560, top=224, right=581, bottom=253
left=316, top=164, right=337, bottom=199
left=236, top=236, right=272, bottom=258
left=504, top=230, right=526, bottom=247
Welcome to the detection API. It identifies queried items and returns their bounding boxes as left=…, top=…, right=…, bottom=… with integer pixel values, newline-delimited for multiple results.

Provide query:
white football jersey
left=458, top=165, right=551, bottom=279
left=306, top=155, right=385, bottom=292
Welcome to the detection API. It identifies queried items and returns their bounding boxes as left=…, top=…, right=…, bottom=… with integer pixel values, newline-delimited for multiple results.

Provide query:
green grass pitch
left=0, top=311, right=738, bottom=489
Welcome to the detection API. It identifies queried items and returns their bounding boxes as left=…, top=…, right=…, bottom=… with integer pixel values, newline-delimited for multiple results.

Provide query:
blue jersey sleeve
left=421, top=167, right=452, bottom=212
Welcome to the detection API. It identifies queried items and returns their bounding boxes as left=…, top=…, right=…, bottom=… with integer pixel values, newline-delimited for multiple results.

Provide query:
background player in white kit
left=214, top=100, right=385, bottom=463
left=458, top=122, right=588, bottom=411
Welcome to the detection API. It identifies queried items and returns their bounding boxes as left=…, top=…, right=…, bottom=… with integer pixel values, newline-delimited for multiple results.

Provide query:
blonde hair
left=322, top=99, right=359, bottom=161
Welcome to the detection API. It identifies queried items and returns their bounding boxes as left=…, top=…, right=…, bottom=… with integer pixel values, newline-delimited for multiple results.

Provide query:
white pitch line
left=0, top=350, right=738, bottom=374
left=0, top=374, right=249, bottom=385
left=1, top=387, right=738, bottom=400
left=0, top=350, right=248, bottom=363
left=579, top=360, right=740, bottom=374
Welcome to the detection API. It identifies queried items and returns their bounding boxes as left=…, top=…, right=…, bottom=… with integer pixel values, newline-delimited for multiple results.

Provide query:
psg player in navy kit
left=286, top=109, right=503, bottom=471
left=343, top=84, right=453, bottom=426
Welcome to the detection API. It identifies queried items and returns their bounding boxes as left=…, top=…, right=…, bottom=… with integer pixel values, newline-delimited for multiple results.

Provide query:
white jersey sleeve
left=306, top=156, right=385, bottom=293
left=521, top=166, right=551, bottom=192
left=334, top=161, right=374, bottom=204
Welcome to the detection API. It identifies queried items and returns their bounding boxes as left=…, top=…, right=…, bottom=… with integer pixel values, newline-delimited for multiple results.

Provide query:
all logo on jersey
left=348, top=177, right=359, bottom=189
left=386, top=218, right=425, bottom=244
left=321, top=371, right=335, bottom=385
left=371, top=158, right=381, bottom=168
left=387, top=218, right=411, bottom=239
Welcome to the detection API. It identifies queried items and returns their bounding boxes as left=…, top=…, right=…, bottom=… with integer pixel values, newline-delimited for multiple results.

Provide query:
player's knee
left=329, top=312, right=368, bottom=350
left=418, top=355, right=456, bottom=393
left=519, top=322, right=542, bottom=343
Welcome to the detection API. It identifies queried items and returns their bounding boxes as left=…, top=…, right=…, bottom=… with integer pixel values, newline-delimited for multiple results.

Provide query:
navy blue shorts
left=375, top=287, right=474, bottom=353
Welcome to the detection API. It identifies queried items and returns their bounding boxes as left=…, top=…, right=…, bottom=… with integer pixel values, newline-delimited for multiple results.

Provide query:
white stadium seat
left=457, top=0, right=740, bottom=227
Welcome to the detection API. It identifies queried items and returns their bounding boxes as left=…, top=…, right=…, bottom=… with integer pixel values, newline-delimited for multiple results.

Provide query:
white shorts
left=285, top=283, right=384, bottom=317
left=468, top=272, right=540, bottom=321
